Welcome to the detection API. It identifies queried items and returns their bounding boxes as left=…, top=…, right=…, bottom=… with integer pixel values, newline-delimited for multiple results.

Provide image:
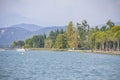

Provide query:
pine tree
left=54, top=34, right=67, bottom=49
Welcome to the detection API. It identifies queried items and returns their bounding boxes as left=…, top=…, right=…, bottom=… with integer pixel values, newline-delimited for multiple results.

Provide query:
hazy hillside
left=34, top=26, right=67, bottom=35
left=0, top=24, right=66, bottom=48
left=0, top=27, right=32, bottom=47
left=11, top=23, right=42, bottom=32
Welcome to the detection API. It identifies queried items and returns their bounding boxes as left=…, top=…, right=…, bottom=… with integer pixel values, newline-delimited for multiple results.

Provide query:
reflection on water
left=0, top=50, right=120, bottom=80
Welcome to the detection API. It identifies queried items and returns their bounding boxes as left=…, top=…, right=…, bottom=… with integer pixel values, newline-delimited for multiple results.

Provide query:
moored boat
left=16, top=48, right=25, bottom=52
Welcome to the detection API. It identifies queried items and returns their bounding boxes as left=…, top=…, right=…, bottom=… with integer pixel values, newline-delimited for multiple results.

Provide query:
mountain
left=11, top=23, right=42, bottom=32
left=0, top=27, right=32, bottom=47
left=0, top=24, right=66, bottom=48
left=34, top=26, right=67, bottom=35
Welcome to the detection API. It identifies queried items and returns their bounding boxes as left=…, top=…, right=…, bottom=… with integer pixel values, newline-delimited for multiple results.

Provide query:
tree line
left=12, top=20, right=120, bottom=51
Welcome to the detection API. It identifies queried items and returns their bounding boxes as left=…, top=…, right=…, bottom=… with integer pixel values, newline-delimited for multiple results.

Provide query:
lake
left=0, top=50, right=120, bottom=80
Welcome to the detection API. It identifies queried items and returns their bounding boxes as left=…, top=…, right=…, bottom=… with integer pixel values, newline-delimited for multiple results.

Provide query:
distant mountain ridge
left=0, top=23, right=67, bottom=48
left=11, top=23, right=42, bottom=32
left=0, top=22, right=119, bottom=48
left=0, top=27, right=32, bottom=47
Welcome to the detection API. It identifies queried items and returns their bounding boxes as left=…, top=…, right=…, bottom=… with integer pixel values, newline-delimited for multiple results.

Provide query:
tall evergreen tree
left=54, top=34, right=67, bottom=49
left=66, top=21, right=74, bottom=48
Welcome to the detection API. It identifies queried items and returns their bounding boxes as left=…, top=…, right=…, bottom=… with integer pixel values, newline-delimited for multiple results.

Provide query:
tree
left=65, top=21, right=74, bottom=48
left=32, top=35, right=45, bottom=48
left=44, top=39, right=53, bottom=48
left=77, top=23, right=86, bottom=42
left=24, top=35, right=45, bottom=48
left=77, top=20, right=90, bottom=49
left=89, top=24, right=120, bottom=51
left=110, top=26, right=120, bottom=50
left=100, top=25, right=107, bottom=31
left=32, top=35, right=40, bottom=48
left=60, top=29, right=64, bottom=34
left=12, top=41, right=17, bottom=48
left=17, top=40, right=25, bottom=48
left=106, top=19, right=115, bottom=29
left=54, top=34, right=67, bottom=49
left=12, top=40, right=25, bottom=48
left=90, top=32, right=99, bottom=50
left=64, top=21, right=81, bottom=49
left=43, top=33, right=46, bottom=39
left=81, top=20, right=89, bottom=32
left=66, top=21, right=74, bottom=37
left=48, top=31, right=56, bottom=47
left=69, top=27, right=80, bottom=49
left=114, top=31, right=120, bottom=51
left=25, top=38, right=33, bottom=48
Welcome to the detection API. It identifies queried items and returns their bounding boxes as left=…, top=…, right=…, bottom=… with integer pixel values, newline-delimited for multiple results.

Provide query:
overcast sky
left=0, top=0, right=120, bottom=26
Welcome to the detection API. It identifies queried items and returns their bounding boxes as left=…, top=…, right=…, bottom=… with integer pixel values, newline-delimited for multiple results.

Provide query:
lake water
left=0, top=50, right=120, bottom=80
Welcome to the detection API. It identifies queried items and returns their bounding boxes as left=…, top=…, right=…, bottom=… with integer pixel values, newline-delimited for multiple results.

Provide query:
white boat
left=16, top=48, right=25, bottom=54
left=16, top=48, right=25, bottom=52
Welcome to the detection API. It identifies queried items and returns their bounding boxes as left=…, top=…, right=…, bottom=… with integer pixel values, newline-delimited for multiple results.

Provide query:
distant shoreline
left=1, top=48, right=120, bottom=55
left=92, top=50, right=120, bottom=55
left=25, top=48, right=68, bottom=51
left=25, top=48, right=120, bottom=55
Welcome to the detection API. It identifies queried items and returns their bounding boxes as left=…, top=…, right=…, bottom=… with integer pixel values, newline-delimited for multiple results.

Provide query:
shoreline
left=92, top=50, right=120, bottom=55
left=26, top=48, right=120, bottom=55
left=25, top=48, right=68, bottom=51
left=1, top=48, right=120, bottom=55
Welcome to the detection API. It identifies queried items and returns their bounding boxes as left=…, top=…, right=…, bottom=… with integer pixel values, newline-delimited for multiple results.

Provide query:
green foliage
left=66, top=21, right=74, bottom=38
left=90, top=26, right=120, bottom=51
left=44, top=39, right=53, bottom=48
left=77, top=20, right=90, bottom=49
left=45, top=29, right=65, bottom=48
left=12, top=40, right=25, bottom=48
left=114, top=30, right=120, bottom=50
left=100, top=25, right=107, bottom=31
left=25, top=38, right=33, bottom=48
left=12, top=20, right=120, bottom=51
left=12, top=41, right=17, bottom=48
left=32, top=35, right=44, bottom=48
left=106, top=19, right=115, bottom=29
left=69, top=28, right=80, bottom=49
left=54, top=34, right=67, bottom=49
left=60, top=29, right=64, bottom=34
left=24, top=34, right=46, bottom=48
left=48, top=30, right=61, bottom=47
left=114, top=31, right=120, bottom=40
left=65, top=21, right=75, bottom=48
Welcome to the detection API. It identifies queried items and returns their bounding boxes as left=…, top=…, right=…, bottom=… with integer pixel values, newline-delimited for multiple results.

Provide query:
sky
left=0, top=0, right=120, bottom=27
